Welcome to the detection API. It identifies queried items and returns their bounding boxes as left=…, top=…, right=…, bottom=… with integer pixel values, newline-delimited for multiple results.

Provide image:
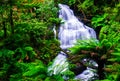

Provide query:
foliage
left=35, top=0, right=58, bottom=21
left=93, top=3, right=120, bottom=81
left=68, top=0, right=120, bottom=81
left=0, top=0, right=61, bottom=81
left=0, top=0, right=120, bottom=81
left=10, top=60, right=47, bottom=81
left=91, top=14, right=108, bottom=28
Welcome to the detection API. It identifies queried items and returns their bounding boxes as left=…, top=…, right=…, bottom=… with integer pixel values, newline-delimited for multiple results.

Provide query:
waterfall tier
left=58, top=4, right=96, bottom=50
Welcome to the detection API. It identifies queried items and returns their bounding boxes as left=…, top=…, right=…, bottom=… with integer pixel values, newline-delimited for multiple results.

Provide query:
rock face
left=48, top=4, right=98, bottom=81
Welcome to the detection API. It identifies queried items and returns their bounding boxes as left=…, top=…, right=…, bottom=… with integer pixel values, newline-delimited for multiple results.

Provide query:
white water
left=48, top=4, right=98, bottom=81
left=58, top=4, right=96, bottom=50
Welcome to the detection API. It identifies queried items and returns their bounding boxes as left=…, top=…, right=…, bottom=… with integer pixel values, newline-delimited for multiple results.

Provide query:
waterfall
left=58, top=4, right=96, bottom=50
left=53, top=25, right=57, bottom=39
left=48, top=4, right=98, bottom=81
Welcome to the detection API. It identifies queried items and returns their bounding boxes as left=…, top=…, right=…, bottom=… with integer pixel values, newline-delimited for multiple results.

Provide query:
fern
left=92, top=14, right=108, bottom=28
left=22, top=60, right=46, bottom=77
left=69, top=39, right=100, bottom=54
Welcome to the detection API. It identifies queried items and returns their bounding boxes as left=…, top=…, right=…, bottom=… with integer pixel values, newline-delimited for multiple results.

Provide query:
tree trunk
left=10, top=2, right=14, bottom=34
left=3, top=21, right=7, bottom=38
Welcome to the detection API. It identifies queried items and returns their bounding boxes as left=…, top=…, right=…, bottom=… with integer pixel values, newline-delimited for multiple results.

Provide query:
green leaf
left=24, top=46, right=33, bottom=51
left=108, top=58, right=117, bottom=62
left=8, top=50, right=15, bottom=55
left=111, top=53, right=120, bottom=56
left=106, top=65, right=113, bottom=68
left=99, top=79, right=111, bottom=81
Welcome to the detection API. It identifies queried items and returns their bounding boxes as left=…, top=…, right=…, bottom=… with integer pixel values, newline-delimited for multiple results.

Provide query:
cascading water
left=48, top=4, right=98, bottom=81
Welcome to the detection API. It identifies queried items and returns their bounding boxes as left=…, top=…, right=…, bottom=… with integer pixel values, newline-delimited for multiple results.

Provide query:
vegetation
left=68, top=0, right=120, bottom=81
left=0, top=0, right=120, bottom=81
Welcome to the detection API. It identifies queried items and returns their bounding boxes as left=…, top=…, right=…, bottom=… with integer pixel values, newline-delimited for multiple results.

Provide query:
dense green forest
left=0, top=0, right=120, bottom=81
